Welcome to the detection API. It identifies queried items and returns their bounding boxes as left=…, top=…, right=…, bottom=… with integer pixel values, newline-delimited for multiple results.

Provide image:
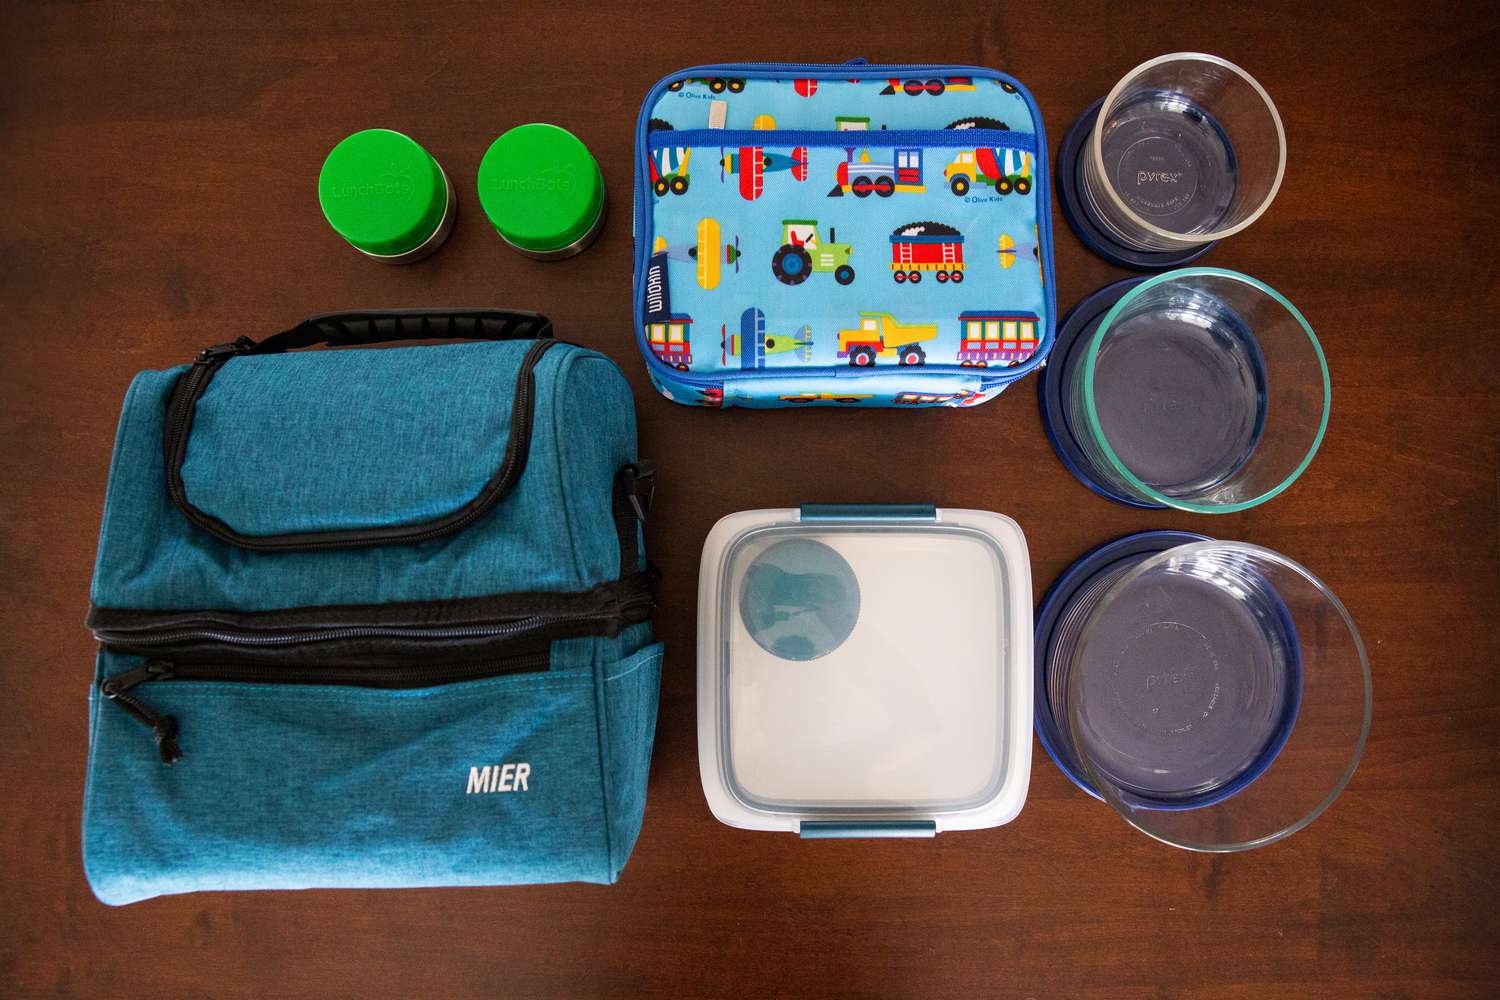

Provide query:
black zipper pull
left=196, top=336, right=256, bottom=364
left=101, top=661, right=183, bottom=764
left=625, top=461, right=656, bottom=523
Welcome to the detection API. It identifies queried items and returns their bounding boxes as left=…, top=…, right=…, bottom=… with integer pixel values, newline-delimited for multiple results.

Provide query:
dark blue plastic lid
left=1056, top=99, right=1217, bottom=271
left=1034, top=531, right=1207, bottom=799
left=1038, top=278, right=1163, bottom=510
left=1035, top=531, right=1304, bottom=810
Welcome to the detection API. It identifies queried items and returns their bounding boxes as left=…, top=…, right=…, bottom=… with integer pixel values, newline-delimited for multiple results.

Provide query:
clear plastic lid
left=697, top=508, right=1032, bottom=835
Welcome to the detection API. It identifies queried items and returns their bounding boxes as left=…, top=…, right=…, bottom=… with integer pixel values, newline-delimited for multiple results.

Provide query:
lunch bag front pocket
left=83, top=650, right=612, bottom=905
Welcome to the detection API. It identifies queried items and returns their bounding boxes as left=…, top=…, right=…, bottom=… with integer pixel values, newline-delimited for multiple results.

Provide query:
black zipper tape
left=614, top=461, right=655, bottom=577
left=89, top=572, right=654, bottom=647
left=96, top=568, right=655, bottom=763
left=101, top=650, right=551, bottom=765
left=161, top=311, right=557, bottom=552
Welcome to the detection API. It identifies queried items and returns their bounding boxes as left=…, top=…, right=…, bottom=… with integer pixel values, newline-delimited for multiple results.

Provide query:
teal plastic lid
left=477, top=124, right=604, bottom=256
left=317, top=129, right=449, bottom=257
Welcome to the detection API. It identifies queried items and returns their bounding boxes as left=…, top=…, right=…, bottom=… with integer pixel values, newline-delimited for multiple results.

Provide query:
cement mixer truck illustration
left=942, top=116, right=1033, bottom=196
left=647, top=119, right=690, bottom=197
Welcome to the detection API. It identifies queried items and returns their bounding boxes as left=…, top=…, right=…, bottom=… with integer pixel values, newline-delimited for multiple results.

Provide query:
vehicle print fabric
left=634, top=65, right=1054, bottom=408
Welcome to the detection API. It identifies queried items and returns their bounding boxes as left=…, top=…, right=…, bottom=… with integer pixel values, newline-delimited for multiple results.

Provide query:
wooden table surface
left=3, top=2, right=1497, bottom=997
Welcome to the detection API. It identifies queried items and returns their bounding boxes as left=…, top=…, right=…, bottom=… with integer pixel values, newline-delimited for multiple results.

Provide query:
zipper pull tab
left=196, top=336, right=256, bottom=364
left=845, top=57, right=869, bottom=66
left=101, top=661, right=183, bottom=764
left=624, top=461, right=656, bottom=523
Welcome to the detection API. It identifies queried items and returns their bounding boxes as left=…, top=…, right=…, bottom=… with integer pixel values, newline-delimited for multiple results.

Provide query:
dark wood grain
left=2, top=1, right=1497, bottom=997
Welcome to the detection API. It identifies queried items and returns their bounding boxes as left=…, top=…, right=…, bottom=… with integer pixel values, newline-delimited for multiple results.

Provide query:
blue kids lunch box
left=633, top=60, right=1055, bottom=409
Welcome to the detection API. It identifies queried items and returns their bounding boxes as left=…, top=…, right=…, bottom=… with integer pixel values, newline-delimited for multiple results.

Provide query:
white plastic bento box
left=697, top=506, right=1032, bottom=837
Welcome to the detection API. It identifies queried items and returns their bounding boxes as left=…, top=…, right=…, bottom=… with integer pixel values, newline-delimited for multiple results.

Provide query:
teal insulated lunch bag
left=633, top=60, right=1055, bottom=408
left=82, top=310, right=661, bottom=905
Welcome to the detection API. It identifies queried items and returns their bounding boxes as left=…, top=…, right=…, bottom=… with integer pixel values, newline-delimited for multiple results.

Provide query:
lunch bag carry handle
left=162, top=308, right=557, bottom=553
left=253, top=307, right=553, bottom=354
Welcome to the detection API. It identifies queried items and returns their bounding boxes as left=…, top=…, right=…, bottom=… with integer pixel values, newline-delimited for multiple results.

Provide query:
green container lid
left=318, top=129, right=451, bottom=258
left=477, top=124, right=605, bottom=258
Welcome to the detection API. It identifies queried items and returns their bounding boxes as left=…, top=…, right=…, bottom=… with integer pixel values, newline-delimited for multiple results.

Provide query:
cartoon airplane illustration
left=652, top=218, right=741, bottom=290
left=721, top=146, right=809, bottom=200
left=721, top=306, right=814, bottom=368
left=997, top=232, right=1018, bottom=270
left=997, top=229, right=1044, bottom=282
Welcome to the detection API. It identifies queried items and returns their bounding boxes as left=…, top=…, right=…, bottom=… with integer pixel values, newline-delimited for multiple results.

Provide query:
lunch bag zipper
left=91, top=457, right=657, bottom=649
left=92, top=588, right=653, bottom=649
left=95, top=563, right=655, bottom=763
left=101, top=651, right=552, bottom=765
left=647, top=128, right=1035, bottom=152
left=95, top=450, right=656, bottom=760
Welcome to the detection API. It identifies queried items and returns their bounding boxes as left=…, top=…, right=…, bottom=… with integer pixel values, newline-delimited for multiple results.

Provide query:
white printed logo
left=466, top=762, right=531, bottom=794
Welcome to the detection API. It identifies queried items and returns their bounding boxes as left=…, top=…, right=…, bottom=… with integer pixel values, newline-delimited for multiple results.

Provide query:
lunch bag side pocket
left=600, top=640, right=665, bottom=880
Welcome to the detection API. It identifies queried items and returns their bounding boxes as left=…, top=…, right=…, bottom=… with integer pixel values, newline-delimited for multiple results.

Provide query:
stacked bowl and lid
left=1035, top=532, right=1372, bottom=851
left=1058, top=52, right=1288, bottom=269
left=1042, top=268, right=1330, bottom=513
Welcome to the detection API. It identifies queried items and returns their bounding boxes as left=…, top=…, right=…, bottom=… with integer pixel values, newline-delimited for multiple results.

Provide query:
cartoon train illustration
left=837, top=312, right=936, bottom=367
left=721, top=144, right=808, bottom=201
left=880, top=77, right=976, bottom=96
left=647, top=119, right=690, bottom=197
left=645, top=314, right=693, bottom=370
left=794, top=79, right=819, bottom=97
left=652, top=218, right=741, bottom=290
left=722, top=307, right=814, bottom=369
left=889, top=221, right=965, bottom=284
left=893, top=390, right=985, bottom=406
left=779, top=392, right=875, bottom=404
left=668, top=76, right=745, bottom=94
left=956, top=311, right=1042, bottom=367
left=772, top=219, right=855, bottom=286
left=835, top=115, right=871, bottom=131
left=829, top=147, right=926, bottom=197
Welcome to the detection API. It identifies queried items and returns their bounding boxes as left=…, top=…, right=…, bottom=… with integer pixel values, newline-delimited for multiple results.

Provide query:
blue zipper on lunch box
left=631, top=59, right=1057, bottom=388
left=646, top=128, right=1036, bottom=153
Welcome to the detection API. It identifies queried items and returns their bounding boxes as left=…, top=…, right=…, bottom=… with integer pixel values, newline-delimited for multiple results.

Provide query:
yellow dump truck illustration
left=836, top=311, right=938, bottom=367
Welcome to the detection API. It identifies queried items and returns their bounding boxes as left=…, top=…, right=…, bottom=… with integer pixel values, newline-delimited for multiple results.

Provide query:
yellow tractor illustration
left=837, top=312, right=938, bottom=367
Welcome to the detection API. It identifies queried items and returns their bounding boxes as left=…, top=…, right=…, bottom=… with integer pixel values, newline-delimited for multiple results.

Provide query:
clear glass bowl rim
left=1079, top=266, right=1331, bottom=513
left=1088, top=52, right=1288, bottom=245
left=1066, top=539, right=1373, bottom=852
